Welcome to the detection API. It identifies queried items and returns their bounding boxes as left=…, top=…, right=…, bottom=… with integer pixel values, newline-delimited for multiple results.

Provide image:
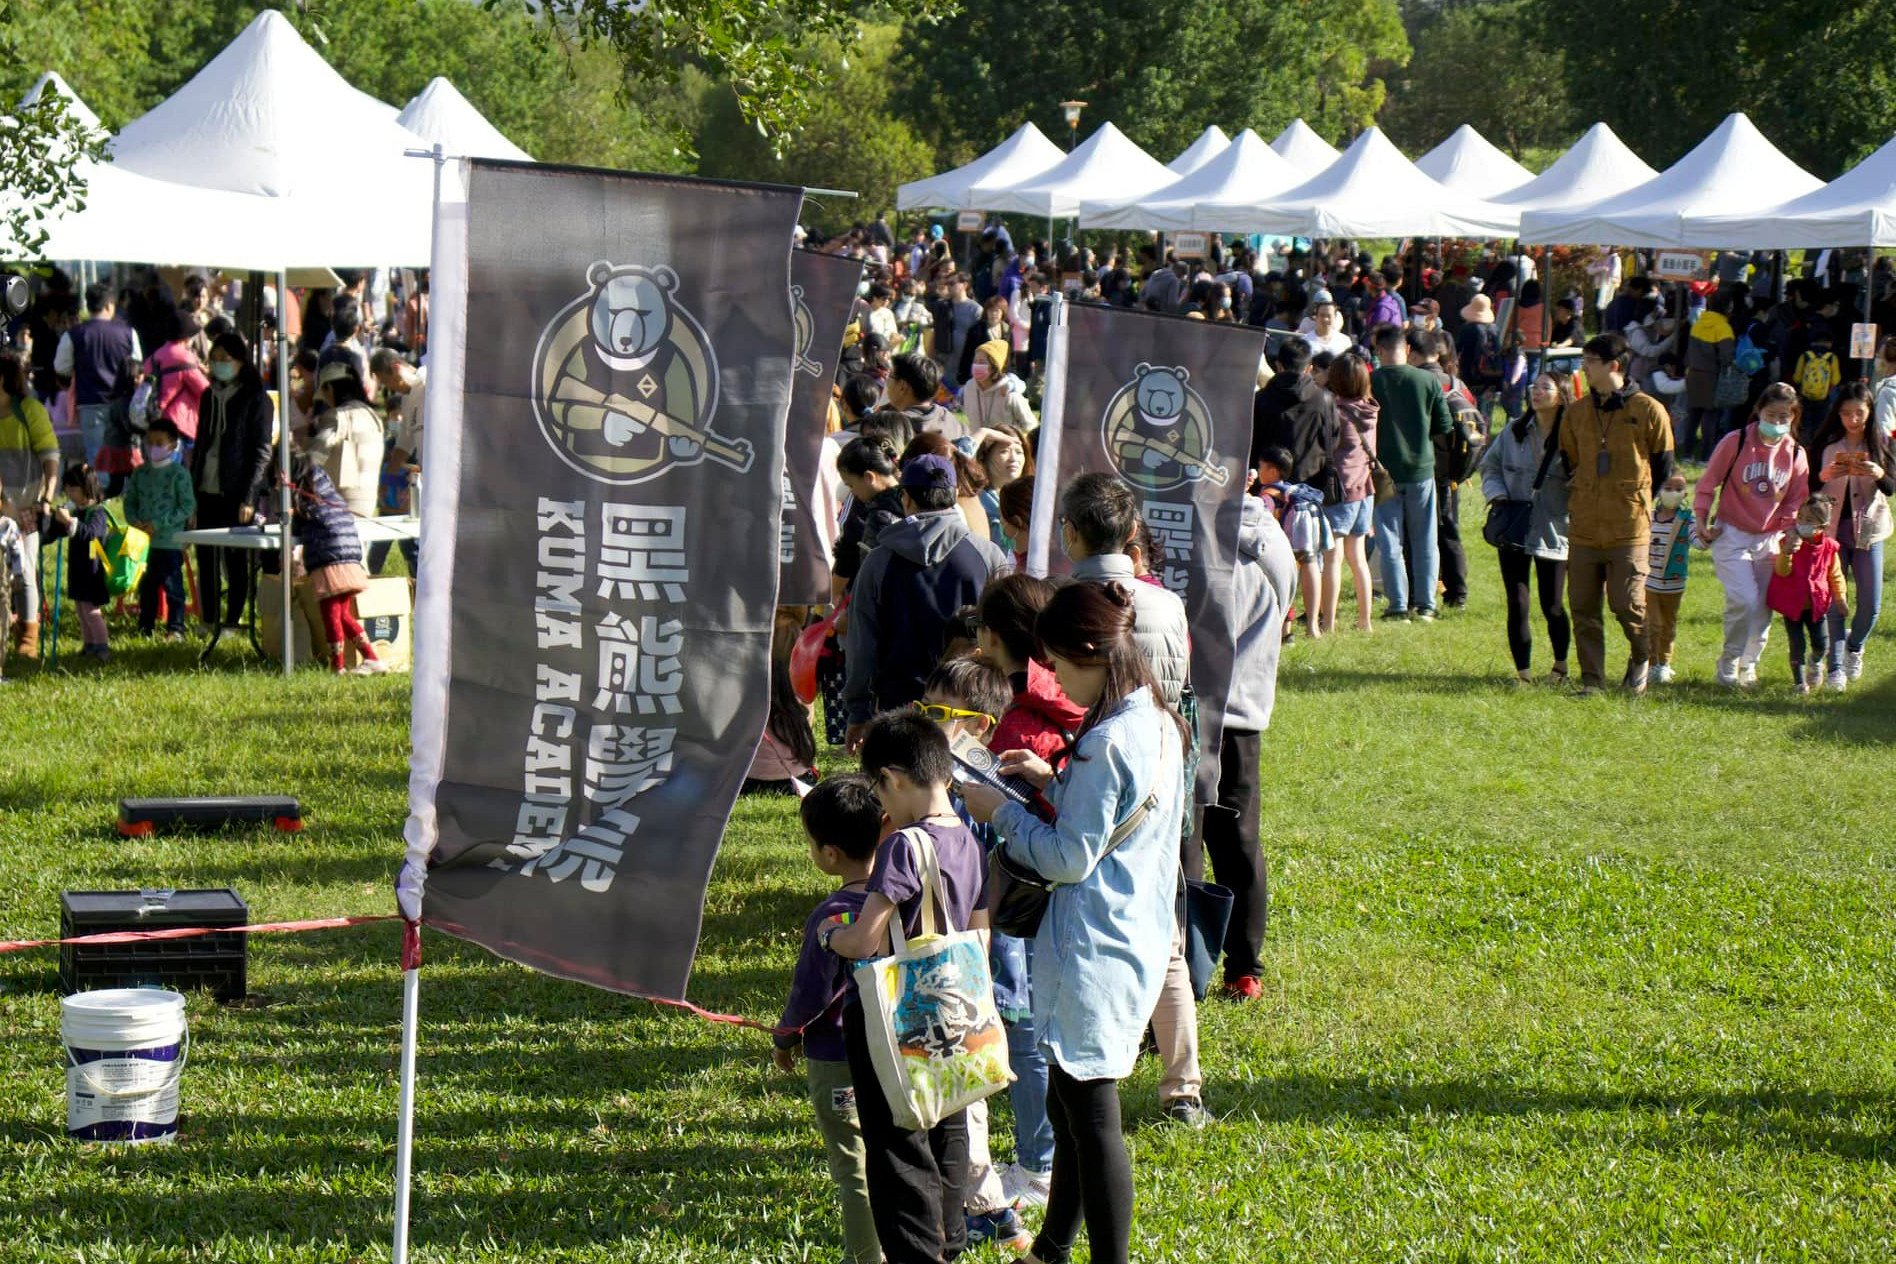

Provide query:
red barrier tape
left=1, top=913, right=834, bottom=1041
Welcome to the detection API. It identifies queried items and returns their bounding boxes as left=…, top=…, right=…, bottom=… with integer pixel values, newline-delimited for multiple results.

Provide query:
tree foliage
left=1379, top=0, right=1573, bottom=160
left=894, top=0, right=1409, bottom=169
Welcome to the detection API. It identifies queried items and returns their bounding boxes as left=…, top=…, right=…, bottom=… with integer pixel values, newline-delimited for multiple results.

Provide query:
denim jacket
left=992, top=687, right=1183, bottom=1080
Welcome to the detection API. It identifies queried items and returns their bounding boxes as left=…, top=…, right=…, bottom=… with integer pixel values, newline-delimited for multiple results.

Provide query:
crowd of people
left=0, top=266, right=426, bottom=675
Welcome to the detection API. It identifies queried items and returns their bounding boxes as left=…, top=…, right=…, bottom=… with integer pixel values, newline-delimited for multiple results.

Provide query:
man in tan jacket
left=1558, top=333, right=1677, bottom=696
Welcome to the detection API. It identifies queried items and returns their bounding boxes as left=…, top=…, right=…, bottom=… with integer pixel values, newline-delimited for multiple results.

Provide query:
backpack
left=1470, top=325, right=1503, bottom=382
left=130, top=358, right=186, bottom=429
left=92, top=500, right=150, bottom=598
left=1438, top=376, right=1488, bottom=484
left=1733, top=331, right=1765, bottom=376
left=1795, top=351, right=1835, bottom=402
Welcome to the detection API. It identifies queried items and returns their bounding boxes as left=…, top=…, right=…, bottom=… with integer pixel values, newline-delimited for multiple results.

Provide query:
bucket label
left=66, top=1051, right=182, bottom=1137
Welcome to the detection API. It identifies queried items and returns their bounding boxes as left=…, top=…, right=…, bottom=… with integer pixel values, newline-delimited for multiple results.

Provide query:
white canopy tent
left=1495, top=123, right=1658, bottom=211
left=1220, top=127, right=1519, bottom=238
left=1269, top=119, right=1340, bottom=175
left=1415, top=124, right=1533, bottom=199
left=398, top=77, right=532, bottom=163
left=896, top=122, right=1064, bottom=210
left=107, top=8, right=433, bottom=263
left=1081, top=129, right=1305, bottom=232
left=20, top=70, right=102, bottom=136
left=1166, top=126, right=1230, bottom=176
left=1518, top=113, right=1823, bottom=247
left=968, top=122, right=1176, bottom=218
left=1688, top=131, right=1896, bottom=248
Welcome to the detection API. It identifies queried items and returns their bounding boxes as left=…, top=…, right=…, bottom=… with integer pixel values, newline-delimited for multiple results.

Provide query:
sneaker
left=1738, top=662, right=1758, bottom=688
left=1412, top=609, right=1436, bottom=623
left=966, top=1208, right=1033, bottom=1253
left=1444, top=596, right=1468, bottom=610
left=81, top=644, right=111, bottom=662
left=1651, top=664, right=1676, bottom=684
left=1574, top=685, right=1603, bottom=699
left=1826, top=668, right=1848, bottom=693
left=352, top=658, right=391, bottom=676
left=1793, top=680, right=1811, bottom=696
left=1715, top=657, right=1740, bottom=688
left=1804, top=664, right=1824, bottom=691
left=1381, top=606, right=1411, bottom=621
left=163, top=630, right=185, bottom=644
left=1222, top=975, right=1262, bottom=1001
left=1163, top=1096, right=1211, bottom=1128
left=1845, top=648, right=1864, bottom=680
left=1000, top=1162, right=1052, bottom=1211
left=1622, top=660, right=1649, bottom=696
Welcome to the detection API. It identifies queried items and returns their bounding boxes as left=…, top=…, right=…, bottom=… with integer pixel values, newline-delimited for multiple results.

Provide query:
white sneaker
left=1651, top=664, right=1676, bottom=684
left=1739, top=662, right=1758, bottom=688
left=352, top=658, right=391, bottom=675
left=1805, top=664, right=1825, bottom=691
left=1715, top=657, right=1739, bottom=687
left=999, top=1161, right=1051, bottom=1210
left=1845, top=648, right=1864, bottom=680
left=1826, top=668, right=1848, bottom=692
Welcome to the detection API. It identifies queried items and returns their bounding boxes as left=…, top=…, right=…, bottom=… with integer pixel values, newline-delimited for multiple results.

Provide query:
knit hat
left=1461, top=294, right=1495, bottom=324
left=900, top=453, right=956, bottom=491
left=975, top=339, right=1010, bottom=374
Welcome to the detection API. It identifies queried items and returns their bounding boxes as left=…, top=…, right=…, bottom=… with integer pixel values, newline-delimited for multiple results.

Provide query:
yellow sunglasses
left=912, top=702, right=995, bottom=725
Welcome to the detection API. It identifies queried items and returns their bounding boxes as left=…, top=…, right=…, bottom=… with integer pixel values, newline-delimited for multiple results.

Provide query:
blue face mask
left=1758, top=420, right=1791, bottom=441
left=145, top=444, right=178, bottom=467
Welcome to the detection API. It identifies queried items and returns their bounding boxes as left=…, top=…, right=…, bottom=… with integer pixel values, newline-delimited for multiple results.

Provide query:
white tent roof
left=1270, top=120, right=1340, bottom=174
left=1519, top=113, right=1824, bottom=247
left=1081, top=129, right=1305, bottom=232
left=20, top=71, right=102, bottom=135
left=1495, top=123, right=1658, bottom=212
left=1415, top=125, right=1533, bottom=198
left=1689, top=131, right=1896, bottom=248
left=1166, top=126, right=1230, bottom=176
left=968, top=122, right=1176, bottom=218
left=398, top=77, right=532, bottom=162
left=1222, top=126, right=1518, bottom=238
left=897, top=122, right=1065, bottom=211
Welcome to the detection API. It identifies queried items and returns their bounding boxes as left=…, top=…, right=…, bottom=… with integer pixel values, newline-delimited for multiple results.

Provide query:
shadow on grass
left=1204, top=1074, right=1894, bottom=1162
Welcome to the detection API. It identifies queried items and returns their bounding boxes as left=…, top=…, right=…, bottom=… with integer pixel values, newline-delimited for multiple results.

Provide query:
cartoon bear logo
left=532, top=261, right=754, bottom=484
left=1099, top=362, right=1228, bottom=493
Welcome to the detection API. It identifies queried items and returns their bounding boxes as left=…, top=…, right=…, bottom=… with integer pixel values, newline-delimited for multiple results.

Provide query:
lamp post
left=1059, top=100, right=1087, bottom=152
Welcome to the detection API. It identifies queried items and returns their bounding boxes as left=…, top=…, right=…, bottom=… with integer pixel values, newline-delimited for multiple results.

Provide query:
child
left=1255, top=444, right=1327, bottom=639
left=919, top=658, right=1037, bottom=1249
left=0, top=498, right=23, bottom=682
left=290, top=456, right=387, bottom=675
left=43, top=463, right=112, bottom=661
left=122, top=417, right=195, bottom=641
left=773, top=775, right=885, bottom=1264
left=1768, top=494, right=1848, bottom=694
left=1644, top=473, right=1695, bottom=683
left=744, top=658, right=818, bottom=794
left=1793, top=329, right=1841, bottom=421
left=819, top=711, right=991, bottom=1264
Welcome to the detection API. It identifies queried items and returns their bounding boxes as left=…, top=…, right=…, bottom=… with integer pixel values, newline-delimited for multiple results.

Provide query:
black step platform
left=117, top=796, right=303, bottom=837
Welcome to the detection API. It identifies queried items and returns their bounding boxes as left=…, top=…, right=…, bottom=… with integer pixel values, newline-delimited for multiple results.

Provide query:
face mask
left=1796, top=523, right=1819, bottom=539
left=145, top=444, right=178, bottom=467
left=1658, top=489, right=1683, bottom=508
left=970, top=362, right=992, bottom=383
left=1757, top=420, right=1790, bottom=441
left=210, top=361, right=238, bottom=384
left=1221, top=297, right=1233, bottom=311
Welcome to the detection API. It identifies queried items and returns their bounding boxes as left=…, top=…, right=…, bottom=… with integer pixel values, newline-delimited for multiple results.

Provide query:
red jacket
left=989, top=658, right=1084, bottom=766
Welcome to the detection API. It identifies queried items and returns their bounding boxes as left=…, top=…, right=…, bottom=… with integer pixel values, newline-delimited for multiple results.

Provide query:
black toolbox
left=59, top=888, right=249, bottom=1001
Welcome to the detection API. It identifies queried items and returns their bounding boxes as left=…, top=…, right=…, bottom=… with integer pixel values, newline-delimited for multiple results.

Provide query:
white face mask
left=1658, top=489, right=1683, bottom=508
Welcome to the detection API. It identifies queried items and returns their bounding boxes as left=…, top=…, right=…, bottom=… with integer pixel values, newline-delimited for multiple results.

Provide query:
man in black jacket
left=1250, top=336, right=1337, bottom=484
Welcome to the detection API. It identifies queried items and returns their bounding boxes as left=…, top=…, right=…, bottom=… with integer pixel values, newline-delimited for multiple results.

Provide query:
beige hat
left=1461, top=294, right=1495, bottom=324
left=317, top=359, right=358, bottom=386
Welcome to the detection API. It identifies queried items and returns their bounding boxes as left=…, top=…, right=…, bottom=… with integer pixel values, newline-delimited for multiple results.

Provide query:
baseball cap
left=900, top=453, right=956, bottom=492
left=1309, top=288, right=1336, bottom=307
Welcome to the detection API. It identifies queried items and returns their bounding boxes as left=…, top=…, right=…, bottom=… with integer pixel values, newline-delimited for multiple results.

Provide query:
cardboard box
left=257, top=573, right=326, bottom=666
left=345, top=576, right=413, bottom=672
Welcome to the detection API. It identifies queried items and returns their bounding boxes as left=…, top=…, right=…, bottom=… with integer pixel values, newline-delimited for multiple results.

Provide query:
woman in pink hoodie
left=1693, top=382, right=1810, bottom=686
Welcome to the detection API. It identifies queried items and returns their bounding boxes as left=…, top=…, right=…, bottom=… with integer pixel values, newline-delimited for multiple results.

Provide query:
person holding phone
left=1808, top=379, right=1892, bottom=686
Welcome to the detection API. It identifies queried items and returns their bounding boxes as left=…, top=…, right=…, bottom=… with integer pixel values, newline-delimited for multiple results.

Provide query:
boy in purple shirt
left=774, top=775, right=884, bottom=1264
left=822, top=711, right=990, bottom=1264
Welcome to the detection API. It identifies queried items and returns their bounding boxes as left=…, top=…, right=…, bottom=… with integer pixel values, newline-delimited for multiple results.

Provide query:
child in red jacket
left=1768, top=495, right=1848, bottom=694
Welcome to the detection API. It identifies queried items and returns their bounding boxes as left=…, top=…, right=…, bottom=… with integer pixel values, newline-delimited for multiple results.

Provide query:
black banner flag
left=401, top=161, right=803, bottom=999
left=1027, top=299, right=1266, bottom=801
left=779, top=251, right=862, bottom=605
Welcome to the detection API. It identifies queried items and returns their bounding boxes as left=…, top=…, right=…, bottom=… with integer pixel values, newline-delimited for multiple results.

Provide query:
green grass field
left=2, top=514, right=1893, bottom=1263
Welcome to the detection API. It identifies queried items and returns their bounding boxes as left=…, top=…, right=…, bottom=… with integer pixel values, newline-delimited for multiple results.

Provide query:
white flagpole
left=391, top=938, right=421, bottom=1264
left=1026, top=294, right=1068, bottom=578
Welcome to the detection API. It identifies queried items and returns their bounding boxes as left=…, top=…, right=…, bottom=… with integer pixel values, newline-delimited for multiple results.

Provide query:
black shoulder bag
left=1483, top=406, right=1563, bottom=552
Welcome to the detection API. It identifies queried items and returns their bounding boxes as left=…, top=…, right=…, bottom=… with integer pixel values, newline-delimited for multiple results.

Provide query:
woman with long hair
left=976, top=424, right=1032, bottom=545
left=959, top=580, right=1186, bottom=1264
left=1319, top=351, right=1378, bottom=633
left=1694, top=381, right=1811, bottom=686
left=1806, top=379, right=1893, bottom=686
left=1478, top=370, right=1575, bottom=683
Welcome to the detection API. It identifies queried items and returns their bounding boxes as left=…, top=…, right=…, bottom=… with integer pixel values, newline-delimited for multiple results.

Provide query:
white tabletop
left=175, top=516, right=420, bottom=550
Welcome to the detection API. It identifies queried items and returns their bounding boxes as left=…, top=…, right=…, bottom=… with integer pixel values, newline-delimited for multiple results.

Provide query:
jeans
left=1497, top=550, right=1570, bottom=671
left=1374, top=479, right=1439, bottom=613
left=138, top=547, right=187, bottom=635
left=1566, top=542, right=1649, bottom=687
left=1828, top=537, right=1884, bottom=667
left=843, top=1001, right=969, bottom=1264
left=77, top=403, right=109, bottom=465
left=1031, top=1067, right=1133, bottom=1264
left=1004, top=1017, right=1053, bottom=1174
left=1200, top=729, right=1265, bottom=980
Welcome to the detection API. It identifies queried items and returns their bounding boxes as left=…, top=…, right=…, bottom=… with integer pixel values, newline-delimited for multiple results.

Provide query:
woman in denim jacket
left=962, top=580, right=1186, bottom=1264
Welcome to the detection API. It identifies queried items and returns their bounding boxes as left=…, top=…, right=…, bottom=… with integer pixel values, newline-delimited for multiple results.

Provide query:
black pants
left=138, top=547, right=187, bottom=635
left=843, top=1001, right=969, bottom=1264
left=1200, top=728, right=1265, bottom=980
left=1437, top=479, right=1468, bottom=603
left=194, top=492, right=251, bottom=627
left=1784, top=613, right=1828, bottom=672
left=1681, top=406, right=1725, bottom=462
left=1497, top=550, right=1571, bottom=672
left=1032, top=1066, right=1133, bottom=1264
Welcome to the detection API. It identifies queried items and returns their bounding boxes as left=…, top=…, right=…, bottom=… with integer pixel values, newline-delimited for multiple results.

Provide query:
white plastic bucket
left=61, top=988, right=188, bottom=1144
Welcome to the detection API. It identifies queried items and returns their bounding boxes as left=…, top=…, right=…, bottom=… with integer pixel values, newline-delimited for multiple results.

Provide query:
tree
left=1378, top=0, right=1574, bottom=160
left=895, top=0, right=1408, bottom=171
left=694, top=26, right=935, bottom=233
